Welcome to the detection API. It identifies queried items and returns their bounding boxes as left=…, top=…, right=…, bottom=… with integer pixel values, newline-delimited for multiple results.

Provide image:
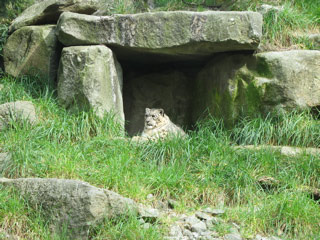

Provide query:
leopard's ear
left=159, top=108, right=164, bottom=116
left=145, top=108, right=150, bottom=114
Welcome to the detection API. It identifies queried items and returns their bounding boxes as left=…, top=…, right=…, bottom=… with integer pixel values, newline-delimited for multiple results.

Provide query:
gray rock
left=255, top=235, right=282, bottom=240
left=57, top=45, right=124, bottom=125
left=182, top=228, right=194, bottom=239
left=257, top=4, right=284, bottom=15
left=281, top=146, right=320, bottom=156
left=0, top=178, right=137, bottom=239
left=202, top=208, right=225, bottom=216
left=233, top=145, right=320, bottom=157
left=179, top=214, right=188, bottom=221
left=205, top=219, right=214, bottom=229
left=200, top=231, right=219, bottom=240
left=143, top=223, right=152, bottom=229
left=195, top=211, right=213, bottom=221
left=164, top=237, right=188, bottom=240
left=0, top=101, right=37, bottom=130
left=138, top=218, right=145, bottom=224
left=56, top=11, right=262, bottom=62
left=147, top=193, right=154, bottom=200
left=184, top=215, right=201, bottom=226
left=190, top=221, right=207, bottom=233
left=254, top=235, right=268, bottom=240
left=138, top=206, right=160, bottom=223
left=229, top=227, right=240, bottom=234
left=169, top=225, right=183, bottom=237
left=103, top=188, right=137, bottom=217
left=308, top=34, right=320, bottom=48
left=194, top=50, right=320, bottom=125
left=192, top=232, right=200, bottom=239
left=224, top=233, right=242, bottom=240
left=257, top=50, right=320, bottom=111
left=4, top=25, right=59, bottom=84
left=8, top=0, right=120, bottom=33
left=269, top=237, right=282, bottom=240
left=281, top=146, right=304, bottom=156
left=205, top=217, right=221, bottom=229
left=168, top=199, right=178, bottom=209
left=155, top=200, right=169, bottom=210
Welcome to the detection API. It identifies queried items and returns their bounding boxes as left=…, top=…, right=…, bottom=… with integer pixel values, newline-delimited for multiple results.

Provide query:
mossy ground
left=1, top=73, right=320, bottom=239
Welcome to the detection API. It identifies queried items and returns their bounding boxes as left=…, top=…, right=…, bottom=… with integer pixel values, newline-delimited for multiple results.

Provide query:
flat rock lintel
left=56, top=11, right=262, bottom=59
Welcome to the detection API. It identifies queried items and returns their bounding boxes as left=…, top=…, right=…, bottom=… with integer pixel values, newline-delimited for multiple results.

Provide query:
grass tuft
left=231, top=111, right=320, bottom=147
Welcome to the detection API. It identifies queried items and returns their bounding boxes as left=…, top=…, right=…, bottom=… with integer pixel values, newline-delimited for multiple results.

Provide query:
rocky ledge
left=56, top=11, right=262, bottom=62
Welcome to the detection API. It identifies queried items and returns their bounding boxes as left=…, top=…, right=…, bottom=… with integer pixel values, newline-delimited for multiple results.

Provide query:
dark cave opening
left=112, top=50, right=255, bottom=136
left=121, top=60, right=201, bottom=136
left=311, top=105, right=320, bottom=120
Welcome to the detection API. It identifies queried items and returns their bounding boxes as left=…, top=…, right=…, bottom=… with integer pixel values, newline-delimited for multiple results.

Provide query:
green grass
left=0, top=186, right=54, bottom=239
left=0, top=0, right=319, bottom=238
left=261, top=1, right=319, bottom=50
left=0, top=73, right=320, bottom=239
left=89, top=215, right=163, bottom=240
left=231, top=112, right=320, bottom=147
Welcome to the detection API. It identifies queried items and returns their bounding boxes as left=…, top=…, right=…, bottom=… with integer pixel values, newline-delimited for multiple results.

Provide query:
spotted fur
left=133, top=108, right=186, bottom=142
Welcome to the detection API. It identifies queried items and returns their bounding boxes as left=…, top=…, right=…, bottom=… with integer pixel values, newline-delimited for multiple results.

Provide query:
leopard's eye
left=152, top=115, right=155, bottom=118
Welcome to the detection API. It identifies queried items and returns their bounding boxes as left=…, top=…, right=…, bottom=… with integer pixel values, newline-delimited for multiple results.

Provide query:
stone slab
left=56, top=11, right=262, bottom=61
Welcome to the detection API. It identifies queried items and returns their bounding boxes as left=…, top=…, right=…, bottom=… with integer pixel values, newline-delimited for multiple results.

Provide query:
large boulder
left=0, top=101, right=37, bottom=130
left=56, top=11, right=262, bottom=62
left=0, top=178, right=137, bottom=238
left=194, top=50, right=320, bottom=125
left=3, top=25, right=59, bottom=84
left=124, top=71, right=192, bottom=136
left=0, top=0, right=44, bottom=24
left=57, top=45, right=124, bottom=124
left=258, top=50, right=320, bottom=110
left=8, top=0, right=118, bottom=33
left=308, top=34, right=320, bottom=49
left=194, top=53, right=262, bottom=125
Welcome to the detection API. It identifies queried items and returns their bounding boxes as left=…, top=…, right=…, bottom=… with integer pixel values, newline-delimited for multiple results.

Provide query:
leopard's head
left=144, top=108, right=166, bottom=130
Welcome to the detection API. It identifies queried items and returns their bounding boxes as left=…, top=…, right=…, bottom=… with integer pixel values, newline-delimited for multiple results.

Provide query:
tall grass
left=231, top=111, right=320, bottom=147
left=1, top=73, right=320, bottom=239
left=262, top=2, right=319, bottom=50
left=0, top=186, right=54, bottom=240
left=294, top=0, right=320, bottom=24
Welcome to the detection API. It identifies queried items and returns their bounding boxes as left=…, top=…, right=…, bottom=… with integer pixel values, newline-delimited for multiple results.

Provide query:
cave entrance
left=311, top=105, right=320, bottom=120
left=120, top=60, right=203, bottom=136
